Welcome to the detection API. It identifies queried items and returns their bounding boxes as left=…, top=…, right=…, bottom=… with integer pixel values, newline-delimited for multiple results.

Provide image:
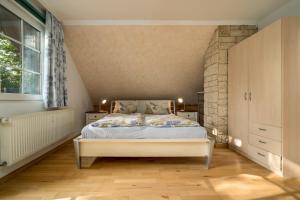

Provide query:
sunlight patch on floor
left=210, top=173, right=286, bottom=200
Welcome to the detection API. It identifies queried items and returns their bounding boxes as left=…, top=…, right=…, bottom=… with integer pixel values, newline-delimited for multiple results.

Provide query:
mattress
left=82, top=124, right=207, bottom=139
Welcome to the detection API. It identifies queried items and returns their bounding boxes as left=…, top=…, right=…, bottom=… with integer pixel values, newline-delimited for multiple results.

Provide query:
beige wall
left=64, top=25, right=216, bottom=104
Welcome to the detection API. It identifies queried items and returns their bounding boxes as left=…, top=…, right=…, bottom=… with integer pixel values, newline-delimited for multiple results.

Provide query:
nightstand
left=177, top=111, right=198, bottom=122
left=86, top=111, right=108, bottom=125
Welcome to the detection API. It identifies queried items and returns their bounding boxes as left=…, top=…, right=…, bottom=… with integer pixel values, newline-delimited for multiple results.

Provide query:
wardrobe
left=228, top=17, right=300, bottom=177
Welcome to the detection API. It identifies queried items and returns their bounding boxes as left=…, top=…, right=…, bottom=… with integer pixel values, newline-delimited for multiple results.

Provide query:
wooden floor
left=0, top=143, right=299, bottom=200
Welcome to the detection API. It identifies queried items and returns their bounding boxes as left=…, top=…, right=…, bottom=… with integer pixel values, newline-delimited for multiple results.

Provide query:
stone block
left=208, top=102, right=218, bottom=109
left=248, top=29, right=258, bottom=35
left=219, top=42, right=235, bottom=50
left=218, top=92, right=227, bottom=99
left=218, top=81, right=227, bottom=88
left=239, top=25, right=249, bottom=30
left=218, top=125, right=228, bottom=133
left=204, top=63, right=218, bottom=76
left=204, top=50, right=214, bottom=60
left=216, top=134, right=228, bottom=144
left=219, top=64, right=227, bottom=75
left=219, top=87, right=227, bottom=93
left=209, top=32, right=218, bottom=45
left=247, top=25, right=258, bottom=30
left=208, top=108, right=217, bottom=115
left=204, top=86, right=218, bottom=93
left=204, top=92, right=218, bottom=103
left=219, top=36, right=236, bottom=43
left=204, top=74, right=218, bottom=82
left=230, top=25, right=241, bottom=30
left=212, top=42, right=219, bottom=52
left=219, top=26, right=231, bottom=37
left=218, top=75, right=227, bottom=82
left=236, top=36, right=247, bottom=43
left=230, top=29, right=249, bottom=37
left=218, top=99, right=228, bottom=105
left=219, top=50, right=228, bottom=64
left=218, top=106, right=227, bottom=117
left=208, top=80, right=218, bottom=87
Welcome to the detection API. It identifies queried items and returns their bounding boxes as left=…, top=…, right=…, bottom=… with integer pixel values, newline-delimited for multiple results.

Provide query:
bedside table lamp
left=99, top=98, right=108, bottom=112
left=177, top=97, right=185, bottom=111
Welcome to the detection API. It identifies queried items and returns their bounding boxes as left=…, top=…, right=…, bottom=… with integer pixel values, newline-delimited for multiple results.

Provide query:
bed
left=73, top=100, right=215, bottom=169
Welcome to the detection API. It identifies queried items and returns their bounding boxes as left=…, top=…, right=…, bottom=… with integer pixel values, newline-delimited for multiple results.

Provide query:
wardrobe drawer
left=250, top=123, right=282, bottom=141
left=248, top=144, right=281, bottom=173
left=249, top=134, right=281, bottom=156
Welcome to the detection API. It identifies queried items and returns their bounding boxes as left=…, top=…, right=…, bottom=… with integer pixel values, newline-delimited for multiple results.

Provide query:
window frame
left=0, top=0, right=45, bottom=101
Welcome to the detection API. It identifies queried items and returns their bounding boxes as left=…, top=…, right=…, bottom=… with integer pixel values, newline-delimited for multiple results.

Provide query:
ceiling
left=39, top=0, right=290, bottom=23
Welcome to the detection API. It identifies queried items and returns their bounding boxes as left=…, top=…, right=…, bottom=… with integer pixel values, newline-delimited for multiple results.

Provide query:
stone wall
left=203, top=25, right=257, bottom=144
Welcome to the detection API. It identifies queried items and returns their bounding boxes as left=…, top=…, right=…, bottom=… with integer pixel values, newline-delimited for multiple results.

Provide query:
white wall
left=0, top=45, right=92, bottom=132
left=65, top=45, right=93, bottom=132
left=258, top=0, right=300, bottom=29
left=0, top=101, right=44, bottom=117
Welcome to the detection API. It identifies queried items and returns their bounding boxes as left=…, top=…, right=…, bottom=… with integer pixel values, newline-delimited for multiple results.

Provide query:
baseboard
left=229, top=144, right=247, bottom=157
left=283, top=158, right=300, bottom=178
left=229, top=144, right=283, bottom=176
left=0, top=131, right=80, bottom=183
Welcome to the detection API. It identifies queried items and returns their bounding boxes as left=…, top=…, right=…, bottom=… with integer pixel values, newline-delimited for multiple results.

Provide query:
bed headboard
left=110, top=100, right=176, bottom=114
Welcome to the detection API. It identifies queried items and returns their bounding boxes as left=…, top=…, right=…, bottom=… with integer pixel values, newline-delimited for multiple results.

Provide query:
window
left=0, top=3, right=43, bottom=99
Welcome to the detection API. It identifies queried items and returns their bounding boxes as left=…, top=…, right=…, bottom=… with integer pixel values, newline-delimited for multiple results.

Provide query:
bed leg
left=205, top=156, right=212, bottom=169
left=205, top=134, right=216, bottom=169
left=73, top=137, right=81, bottom=169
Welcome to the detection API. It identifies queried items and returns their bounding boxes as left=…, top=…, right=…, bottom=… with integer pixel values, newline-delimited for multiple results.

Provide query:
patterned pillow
left=144, top=101, right=170, bottom=115
left=113, top=101, right=137, bottom=114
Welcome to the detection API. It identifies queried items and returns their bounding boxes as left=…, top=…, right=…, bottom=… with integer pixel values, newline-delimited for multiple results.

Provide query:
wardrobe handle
left=248, top=92, right=252, bottom=101
left=244, top=92, right=248, bottom=101
left=257, top=152, right=266, bottom=157
left=258, top=128, right=267, bottom=131
left=258, top=140, right=267, bottom=144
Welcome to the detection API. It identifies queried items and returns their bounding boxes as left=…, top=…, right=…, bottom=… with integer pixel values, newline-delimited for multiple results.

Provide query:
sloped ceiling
left=64, top=26, right=217, bottom=104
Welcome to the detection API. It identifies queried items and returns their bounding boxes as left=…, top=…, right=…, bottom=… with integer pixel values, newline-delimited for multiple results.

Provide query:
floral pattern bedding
left=91, top=113, right=144, bottom=128
left=145, top=114, right=199, bottom=127
left=91, top=113, right=199, bottom=128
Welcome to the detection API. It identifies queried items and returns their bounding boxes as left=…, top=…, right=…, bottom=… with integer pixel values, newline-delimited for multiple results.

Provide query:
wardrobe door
left=282, top=17, right=300, bottom=177
left=249, top=20, right=282, bottom=128
left=228, top=40, right=249, bottom=154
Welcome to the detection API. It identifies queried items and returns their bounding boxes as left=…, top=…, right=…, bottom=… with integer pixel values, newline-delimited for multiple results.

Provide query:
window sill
left=0, top=93, right=43, bottom=101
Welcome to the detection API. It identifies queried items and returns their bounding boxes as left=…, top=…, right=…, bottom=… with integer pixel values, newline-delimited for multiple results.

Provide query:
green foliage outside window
left=0, top=35, right=22, bottom=93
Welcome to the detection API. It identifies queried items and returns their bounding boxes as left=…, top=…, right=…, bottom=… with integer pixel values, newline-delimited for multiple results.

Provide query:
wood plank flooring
left=0, top=142, right=299, bottom=200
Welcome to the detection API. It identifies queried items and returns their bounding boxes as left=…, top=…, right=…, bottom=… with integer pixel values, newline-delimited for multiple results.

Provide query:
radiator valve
left=0, top=161, right=7, bottom=167
left=0, top=117, right=12, bottom=124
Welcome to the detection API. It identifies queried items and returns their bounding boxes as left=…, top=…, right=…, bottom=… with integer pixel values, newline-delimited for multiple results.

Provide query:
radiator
left=0, top=109, right=74, bottom=166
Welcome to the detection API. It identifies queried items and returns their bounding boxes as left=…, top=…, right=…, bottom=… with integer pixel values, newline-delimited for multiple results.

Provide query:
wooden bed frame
left=73, top=100, right=215, bottom=169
